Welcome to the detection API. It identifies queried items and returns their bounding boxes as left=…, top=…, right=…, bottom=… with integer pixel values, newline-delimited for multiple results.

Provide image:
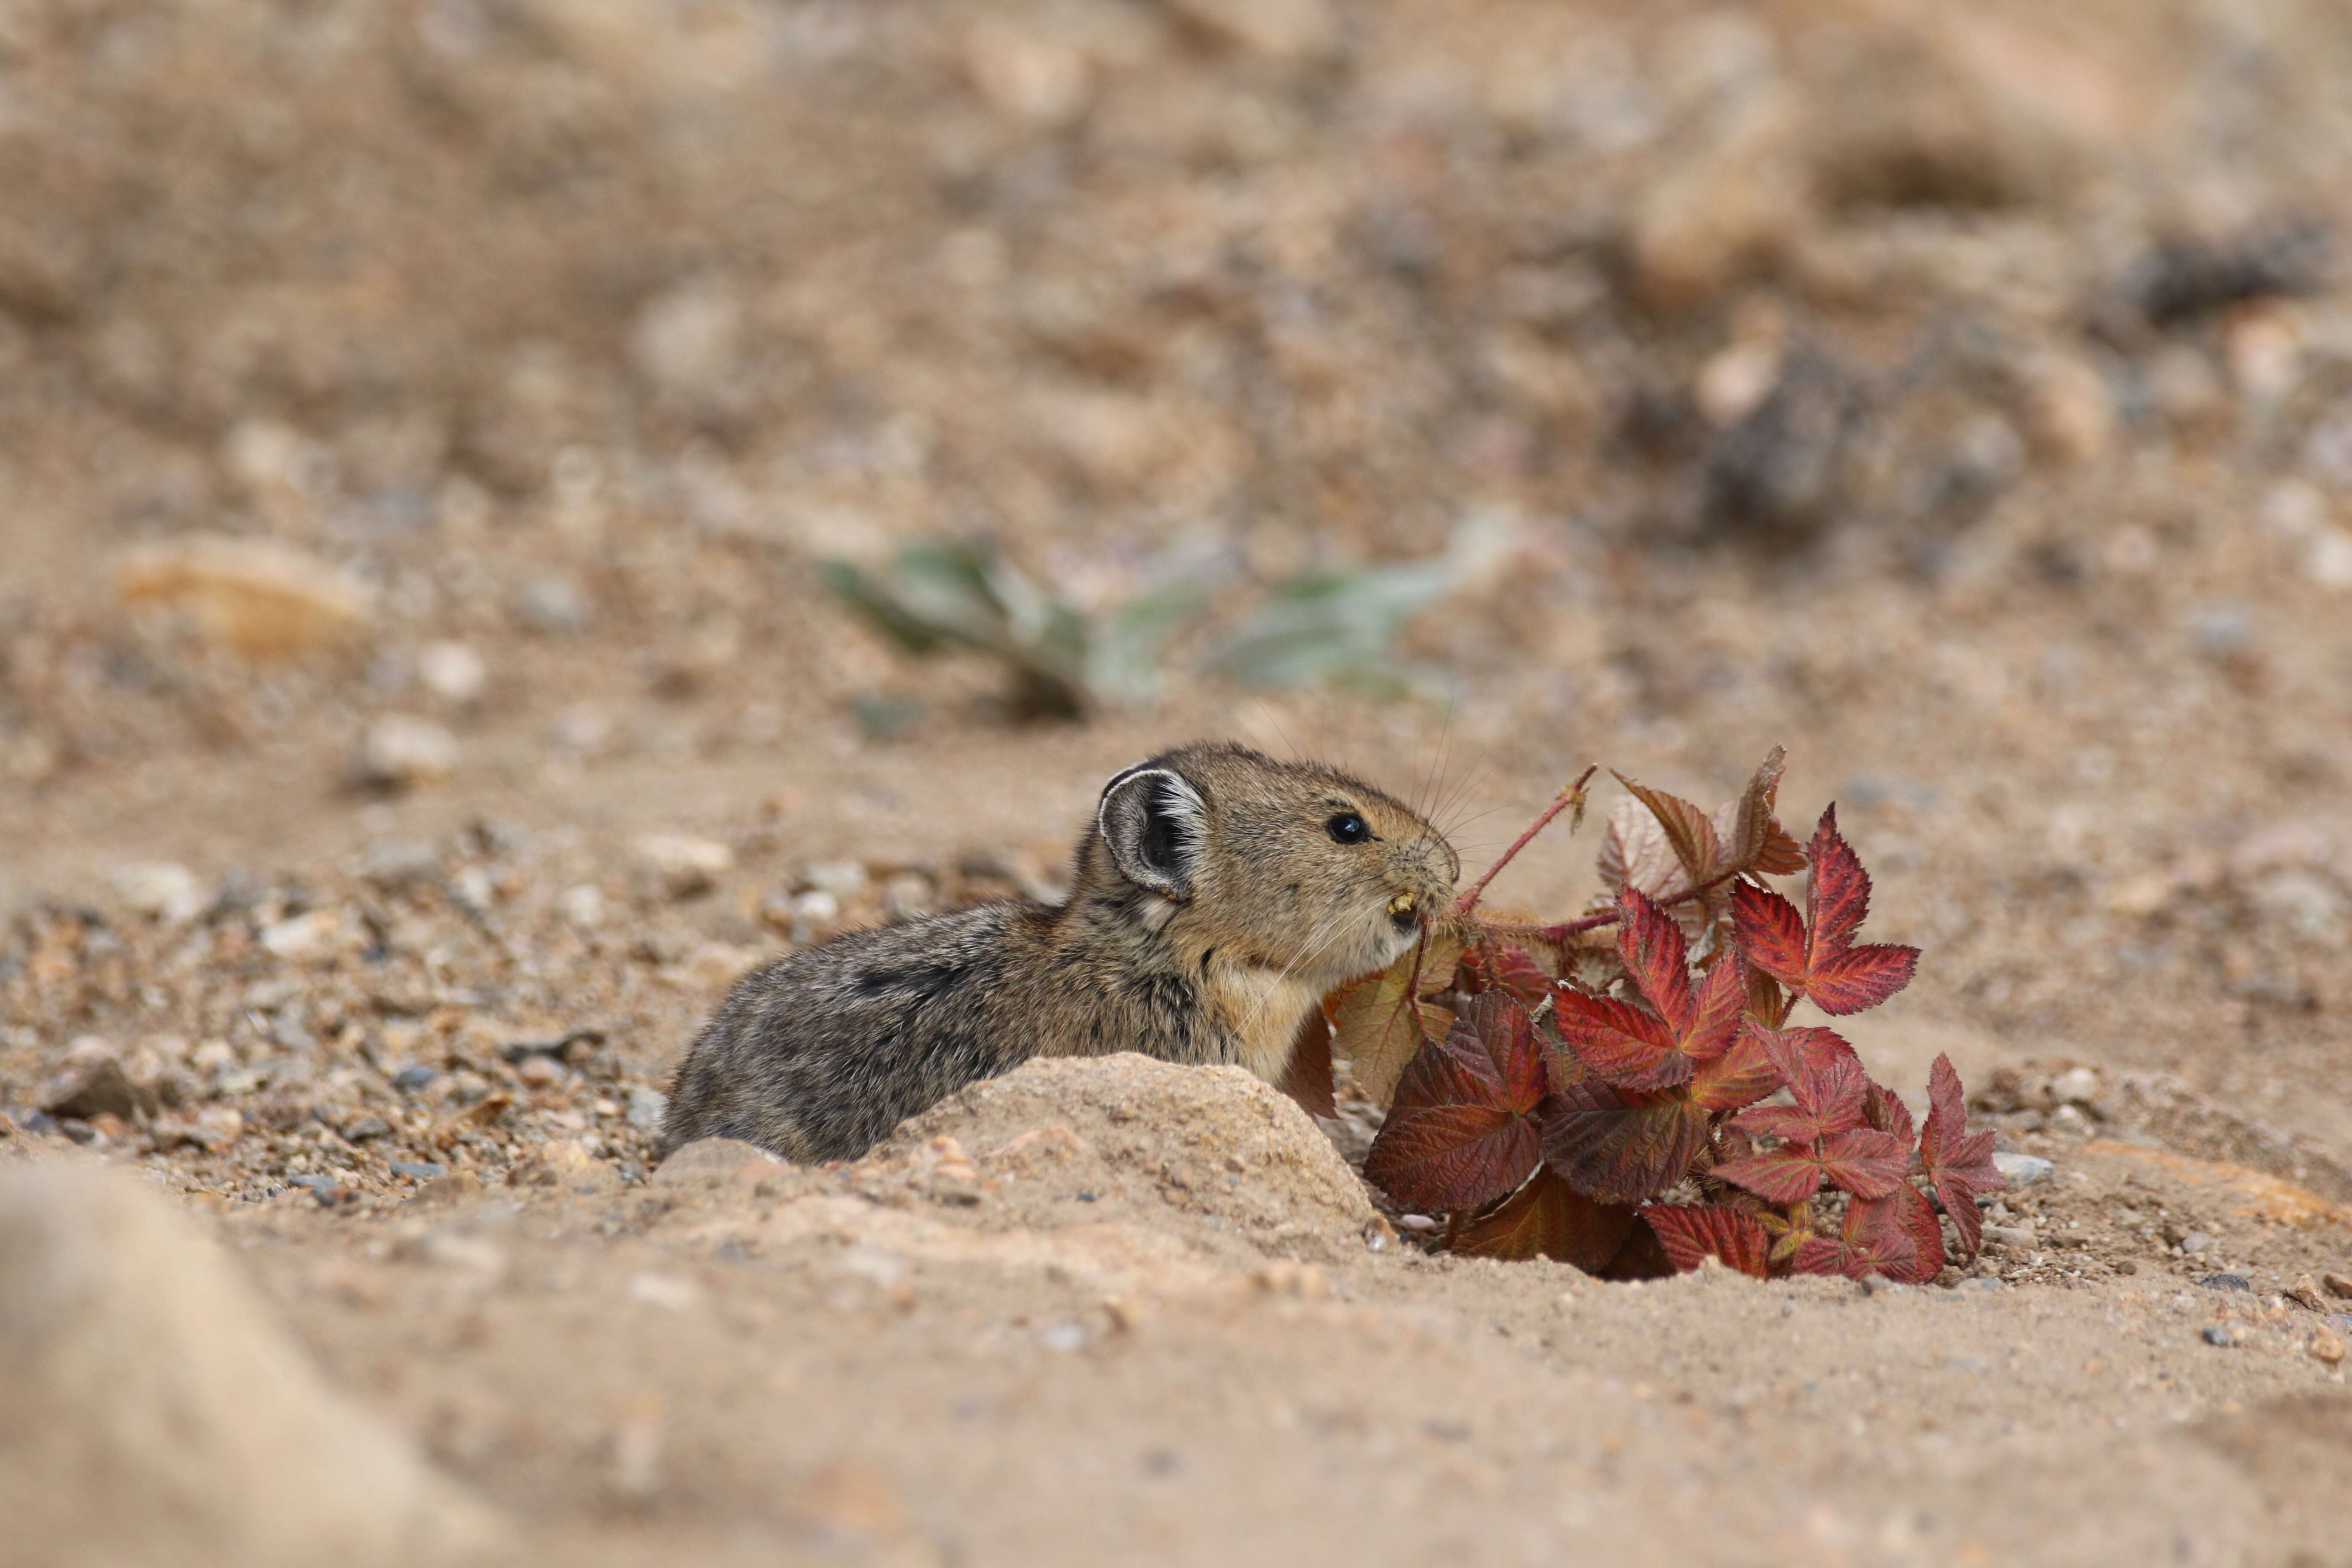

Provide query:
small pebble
left=110, top=861, right=207, bottom=923
left=2202, top=1325, right=2238, bottom=1348
left=1396, top=1213, right=1439, bottom=1233
left=2324, top=1272, right=2352, bottom=1300
left=416, top=640, right=487, bottom=704
left=634, top=834, right=735, bottom=897
left=389, top=1161, right=447, bottom=1181
left=1991, top=1152, right=2053, bottom=1187
left=2199, top=1272, right=2252, bottom=1292
left=2178, top=1231, right=2215, bottom=1256
left=392, top=1066, right=438, bottom=1092
left=358, top=714, right=459, bottom=788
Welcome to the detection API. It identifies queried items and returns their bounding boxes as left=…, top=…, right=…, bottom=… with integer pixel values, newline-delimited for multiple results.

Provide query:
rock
left=116, top=536, right=373, bottom=662
left=1992, top=1152, right=2054, bottom=1187
left=389, top=1161, right=447, bottom=1182
left=2287, top=1275, right=2329, bottom=1312
left=2180, top=1231, right=2216, bottom=1256
left=0, top=1164, right=498, bottom=1567
left=1165, top=0, right=1336, bottom=58
left=629, top=279, right=744, bottom=409
left=416, top=640, right=487, bottom=705
left=361, top=836, right=444, bottom=888
left=2324, top=1272, right=2352, bottom=1300
left=513, top=575, right=591, bottom=635
left=2200, top=1273, right=2254, bottom=1292
left=653, top=1137, right=779, bottom=1187
left=358, top=715, right=459, bottom=788
left=625, top=1087, right=669, bottom=1133
left=2203, top=1325, right=2239, bottom=1348
left=110, top=861, right=207, bottom=923
left=801, top=859, right=870, bottom=901
left=42, top=1057, right=157, bottom=1123
left=1984, top=1222, right=2038, bottom=1251
left=634, top=833, right=735, bottom=897
left=2312, top=1327, right=2347, bottom=1366
left=258, top=907, right=352, bottom=962
left=509, top=1139, right=622, bottom=1196
left=2049, top=1067, right=2104, bottom=1106
left=962, top=21, right=1091, bottom=126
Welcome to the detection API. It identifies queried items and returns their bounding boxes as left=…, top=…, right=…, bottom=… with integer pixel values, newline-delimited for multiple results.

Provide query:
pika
left=658, top=742, right=1458, bottom=1164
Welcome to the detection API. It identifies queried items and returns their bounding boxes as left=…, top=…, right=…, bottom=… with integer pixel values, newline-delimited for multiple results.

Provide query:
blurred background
left=4, top=0, right=2352, bottom=1160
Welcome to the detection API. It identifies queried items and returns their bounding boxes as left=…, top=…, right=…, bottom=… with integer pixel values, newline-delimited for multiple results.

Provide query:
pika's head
left=1088, top=741, right=1459, bottom=988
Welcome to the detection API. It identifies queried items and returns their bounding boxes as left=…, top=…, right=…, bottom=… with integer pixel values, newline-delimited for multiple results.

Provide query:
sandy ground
left=5, top=0, right=2352, bottom=1562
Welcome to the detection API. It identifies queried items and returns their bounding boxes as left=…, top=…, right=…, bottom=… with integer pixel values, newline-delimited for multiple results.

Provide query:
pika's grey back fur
left=659, top=741, right=1458, bottom=1163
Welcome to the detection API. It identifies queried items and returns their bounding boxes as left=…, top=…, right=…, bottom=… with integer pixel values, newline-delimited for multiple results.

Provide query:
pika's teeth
left=1386, top=891, right=1415, bottom=916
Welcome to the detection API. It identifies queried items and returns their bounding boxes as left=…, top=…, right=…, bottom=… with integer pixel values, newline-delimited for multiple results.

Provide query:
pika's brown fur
left=659, top=742, right=1458, bottom=1163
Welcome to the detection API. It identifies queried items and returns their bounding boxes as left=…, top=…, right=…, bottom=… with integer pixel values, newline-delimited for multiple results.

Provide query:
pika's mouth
left=1385, top=890, right=1421, bottom=940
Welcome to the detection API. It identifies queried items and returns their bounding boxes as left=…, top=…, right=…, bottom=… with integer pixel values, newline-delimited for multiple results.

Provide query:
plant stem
left=1477, top=864, right=1751, bottom=946
left=1449, top=766, right=1598, bottom=918
left=1441, top=1210, right=1464, bottom=1252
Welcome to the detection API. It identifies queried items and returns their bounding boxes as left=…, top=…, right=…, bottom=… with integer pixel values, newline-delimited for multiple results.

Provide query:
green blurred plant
left=821, top=542, right=1212, bottom=719
left=1211, top=512, right=1514, bottom=695
left=824, top=515, right=1513, bottom=723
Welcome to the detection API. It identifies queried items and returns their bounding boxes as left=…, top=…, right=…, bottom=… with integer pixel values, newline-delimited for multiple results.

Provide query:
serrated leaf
left=1643, top=1204, right=1771, bottom=1278
left=1711, top=1124, right=1910, bottom=1205
left=1612, top=773, right=1726, bottom=892
left=1862, top=1079, right=1917, bottom=1145
left=1463, top=940, right=1553, bottom=1008
left=1732, top=807, right=1919, bottom=1017
left=1541, top=1079, right=1710, bottom=1206
left=1688, top=1022, right=1782, bottom=1112
left=1363, top=994, right=1546, bottom=1212
left=1329, top=934, right=1461, bottom=1104
left=1794, top=1185, right=1945, bottom=1283
left=1551, top=890, right=1746, bottom=1092
left=1917, top=1053, right=2003, bottom=1261
left=1709, top=746, right=1788, bottom=876
left=1595, top=796, right=1684, bottom=900
left=1275, top=1004, right=1336, bottom=1120
left=1454, top=1167, right=1638, bottom=1271
left=1730, top=1025, right=1866, bottom=1142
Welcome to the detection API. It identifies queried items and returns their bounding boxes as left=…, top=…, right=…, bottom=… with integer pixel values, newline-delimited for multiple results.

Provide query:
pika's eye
left=1325, top=812, right=1371, bottom=845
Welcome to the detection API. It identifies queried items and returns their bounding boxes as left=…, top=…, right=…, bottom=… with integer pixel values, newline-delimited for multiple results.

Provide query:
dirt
left=6, top=0, right=2352, bottom=1562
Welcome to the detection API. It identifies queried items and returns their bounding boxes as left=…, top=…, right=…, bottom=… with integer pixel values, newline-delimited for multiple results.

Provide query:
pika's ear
left=1097, top=765, right=1206, bottom=900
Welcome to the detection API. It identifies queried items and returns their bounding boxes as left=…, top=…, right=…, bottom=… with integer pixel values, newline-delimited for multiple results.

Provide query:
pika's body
left=659, top=743, right=1458, bottom=1163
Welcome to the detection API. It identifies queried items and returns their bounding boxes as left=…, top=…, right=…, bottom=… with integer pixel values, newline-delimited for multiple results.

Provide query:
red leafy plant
left=1322, top=749, right=2003, bottom=1284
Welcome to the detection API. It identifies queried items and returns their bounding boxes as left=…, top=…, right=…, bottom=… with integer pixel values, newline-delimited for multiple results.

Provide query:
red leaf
left=1464, top=941, right=1553, bottom=1008
left=1541, top=1079, right=1710, bottom=1207
left=1711, top=1145, right=1830, bottom=1205
left=1862, top=1079, right=1917, bottom=1146
left=1453, top=1167, right=1638, bottom=1271
left=1731, top=1025, right=1865, bottom=1142
left=1644, top=1204, right=1771, bottom=1278
left=1552, top=890, right=1746, bottom=1092
left=1363, top=993, right=1546, bottom=1212
left=1730, top=881, right=1808, bottom=986
left=1612, top=774, right=1726, bottom=891
left=1276, top=1004, right=1337, bottom=1120
left=1549, top=992, right=1690, bottom=1091
left=1690, top=1025, right=1781, bottom=1112
left=1730, top=807, right=1920, bottom=1017
left=1917, top=1053, right=2003, bottom=1261
left=1791, top=1185, right=1945, bottom=1283
left=1715, top=1130, right=1906, bottom=1204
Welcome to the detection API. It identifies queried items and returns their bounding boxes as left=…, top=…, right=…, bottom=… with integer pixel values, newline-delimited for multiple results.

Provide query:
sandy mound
left=0, top=1162, right=499, bottom=1568
left=872, top=1053, right=1385, bottom=1263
